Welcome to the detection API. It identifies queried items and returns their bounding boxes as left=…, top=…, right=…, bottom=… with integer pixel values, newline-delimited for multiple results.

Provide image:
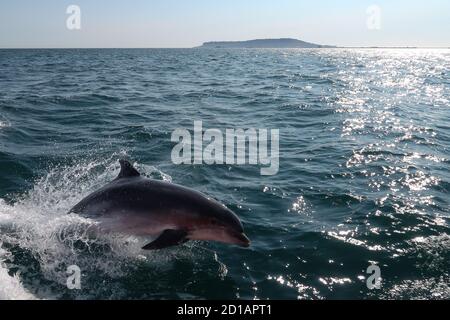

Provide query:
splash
left=0, top=155, right=202, bottom=299
left=0, top=245, right=36, bottom=300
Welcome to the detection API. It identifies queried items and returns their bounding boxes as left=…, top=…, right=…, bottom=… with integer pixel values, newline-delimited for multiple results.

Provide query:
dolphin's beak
left=240, top=234, right=251, bottom=247
left=227, top=229, right=251, bottom=247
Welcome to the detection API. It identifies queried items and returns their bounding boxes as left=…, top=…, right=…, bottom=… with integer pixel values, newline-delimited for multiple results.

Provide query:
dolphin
left=69, top=160, right=250, bottom=250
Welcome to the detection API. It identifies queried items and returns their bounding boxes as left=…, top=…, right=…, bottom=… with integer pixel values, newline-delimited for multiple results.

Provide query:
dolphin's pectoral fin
left=142, top=229, right=189, bottom=250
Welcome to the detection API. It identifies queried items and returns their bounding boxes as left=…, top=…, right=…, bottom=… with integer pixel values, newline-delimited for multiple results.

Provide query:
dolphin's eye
left=210, top=219, right=220, bottom=226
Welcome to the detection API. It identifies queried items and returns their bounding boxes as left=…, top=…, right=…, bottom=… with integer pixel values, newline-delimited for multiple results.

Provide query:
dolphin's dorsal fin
left=117, top=159, right=140, bottom=179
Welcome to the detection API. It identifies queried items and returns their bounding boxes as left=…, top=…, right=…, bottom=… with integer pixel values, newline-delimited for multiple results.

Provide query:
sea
left=0, top=48, right=449, bottom=299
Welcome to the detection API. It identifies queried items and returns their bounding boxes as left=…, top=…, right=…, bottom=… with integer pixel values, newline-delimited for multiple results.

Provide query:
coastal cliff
left=198, top=38, right=335, bottom=48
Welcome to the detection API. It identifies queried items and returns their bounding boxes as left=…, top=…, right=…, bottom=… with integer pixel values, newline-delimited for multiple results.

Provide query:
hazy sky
left=1, top=0, right=449, bottom=48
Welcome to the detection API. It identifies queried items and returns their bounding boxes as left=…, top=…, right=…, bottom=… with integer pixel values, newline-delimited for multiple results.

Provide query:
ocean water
left=0, top=48, right=449, bottom=300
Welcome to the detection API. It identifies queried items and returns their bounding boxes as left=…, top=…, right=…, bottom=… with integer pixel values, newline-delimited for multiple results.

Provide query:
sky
left=0, top=0, right=449, bottom=48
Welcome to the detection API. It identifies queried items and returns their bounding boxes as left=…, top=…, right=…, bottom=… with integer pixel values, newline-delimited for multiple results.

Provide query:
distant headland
left=197, top=38, right=336, bottom=49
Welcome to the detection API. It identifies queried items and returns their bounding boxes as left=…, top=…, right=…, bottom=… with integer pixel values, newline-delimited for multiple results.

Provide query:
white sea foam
left=0, top=246, right=36, bottom=300
left=0, top=116, right=10, bottom=129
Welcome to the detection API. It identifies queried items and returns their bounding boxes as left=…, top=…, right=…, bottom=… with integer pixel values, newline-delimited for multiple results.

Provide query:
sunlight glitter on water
left=0, top=48, right=448, bottom=299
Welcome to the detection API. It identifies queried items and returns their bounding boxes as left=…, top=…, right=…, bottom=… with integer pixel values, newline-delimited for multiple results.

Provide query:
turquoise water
left=0, top=48, right=449, bottom=299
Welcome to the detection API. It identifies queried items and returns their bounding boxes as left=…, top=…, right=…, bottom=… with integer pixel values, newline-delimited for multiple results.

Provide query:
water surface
left=0, top=48, right=449, bottom=299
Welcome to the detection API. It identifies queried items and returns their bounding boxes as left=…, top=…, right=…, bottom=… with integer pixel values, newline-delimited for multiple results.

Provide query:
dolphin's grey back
left=68, top=175, right=205, bottom=237
left=70, top=176, right=214, bottom=218
left=68, top=160, right=242, bottom=231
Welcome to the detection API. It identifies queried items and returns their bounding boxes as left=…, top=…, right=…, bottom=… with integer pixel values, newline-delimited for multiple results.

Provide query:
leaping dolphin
left=69, top=160, right=250, bottom=250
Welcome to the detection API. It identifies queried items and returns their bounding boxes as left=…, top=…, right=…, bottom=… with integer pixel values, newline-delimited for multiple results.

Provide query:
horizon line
left=1, top=46, right=450, bottom=50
